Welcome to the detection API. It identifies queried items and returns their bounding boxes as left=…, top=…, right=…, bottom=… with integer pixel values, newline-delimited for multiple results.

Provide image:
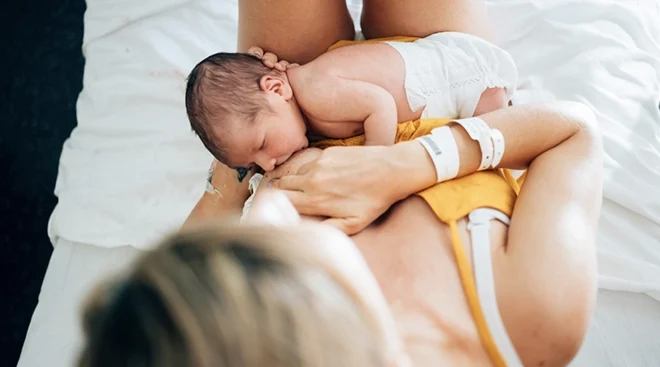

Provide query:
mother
left=185, top=1, right=602, bottom=366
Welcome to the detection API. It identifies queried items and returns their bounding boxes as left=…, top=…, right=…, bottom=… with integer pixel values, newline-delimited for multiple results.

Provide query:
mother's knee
left=360, top=0, right=494, bottom=42
left=238, top=0, right=355, bottom=63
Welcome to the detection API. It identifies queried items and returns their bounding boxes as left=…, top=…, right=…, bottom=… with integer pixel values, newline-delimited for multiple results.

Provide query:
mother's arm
left=274, top=102, right=601, bottom=233
left=183, top=161, right=255, bottom=228
left=497, top=104, right=602, bottom=367
left=276, top=102, right=602, bottom=366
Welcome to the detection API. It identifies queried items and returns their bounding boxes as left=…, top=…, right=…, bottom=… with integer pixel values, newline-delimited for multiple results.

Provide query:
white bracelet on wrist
left=490, top=128, right=505, bottom=168
left=417, top=118, right=507, bottom=183
left=416, top=126, right=460, bottom=183
left=453, top=117, right=494, bottom=171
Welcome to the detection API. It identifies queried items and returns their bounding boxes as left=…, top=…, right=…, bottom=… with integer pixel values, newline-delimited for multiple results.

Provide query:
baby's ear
left=259, top=75, right=293, bottom=100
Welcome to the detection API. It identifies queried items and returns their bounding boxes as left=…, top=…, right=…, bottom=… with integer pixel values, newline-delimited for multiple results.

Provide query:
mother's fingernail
left=266, top=181, right=273, bottom=188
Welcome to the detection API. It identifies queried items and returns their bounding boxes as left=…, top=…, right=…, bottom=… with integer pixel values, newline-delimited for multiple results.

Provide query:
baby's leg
left=473, top=87, right=511, bottom=116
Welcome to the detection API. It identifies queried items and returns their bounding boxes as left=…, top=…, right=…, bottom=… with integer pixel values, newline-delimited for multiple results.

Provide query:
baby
left=185, top=32, right=518, bottom=172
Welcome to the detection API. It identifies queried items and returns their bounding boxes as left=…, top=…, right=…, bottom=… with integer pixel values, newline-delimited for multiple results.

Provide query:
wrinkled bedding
left=21, top=0, right=660, bottom=366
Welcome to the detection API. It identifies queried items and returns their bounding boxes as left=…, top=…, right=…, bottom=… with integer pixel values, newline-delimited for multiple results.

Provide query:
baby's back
left=299, top=43, right=422, bottom=122
left=293, top=34, right=518, bottom=124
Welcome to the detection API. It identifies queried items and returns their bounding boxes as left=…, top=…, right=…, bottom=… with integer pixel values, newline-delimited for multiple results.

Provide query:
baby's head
left=185, top=52, right=309, bottom=171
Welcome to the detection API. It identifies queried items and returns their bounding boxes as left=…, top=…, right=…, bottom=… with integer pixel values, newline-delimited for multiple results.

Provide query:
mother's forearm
left=387, top=101, right=598, bottom=201
left=182, top=160, right=254, bottom=228
left=460, top=102, right=596, bottom=172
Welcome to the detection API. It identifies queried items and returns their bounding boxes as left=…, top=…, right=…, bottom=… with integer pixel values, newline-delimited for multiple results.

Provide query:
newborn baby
left=185, top=32, right=518, bottom=172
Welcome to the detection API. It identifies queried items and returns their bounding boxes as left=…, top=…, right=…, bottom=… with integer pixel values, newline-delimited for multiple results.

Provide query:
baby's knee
left=473, top=87, right=510, bottom=116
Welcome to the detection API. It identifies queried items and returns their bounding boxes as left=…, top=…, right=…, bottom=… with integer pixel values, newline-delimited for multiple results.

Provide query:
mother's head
left=78, top=203, right=407, bottom=367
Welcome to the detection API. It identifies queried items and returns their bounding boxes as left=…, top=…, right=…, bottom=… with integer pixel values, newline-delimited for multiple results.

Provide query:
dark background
left=1, top=0, right=86, bottom=365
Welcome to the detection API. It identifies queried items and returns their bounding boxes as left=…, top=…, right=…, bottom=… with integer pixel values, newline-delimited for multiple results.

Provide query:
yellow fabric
left=317, top=37, right=523, bottom=366
left=449, top=221, right=507, bottom=367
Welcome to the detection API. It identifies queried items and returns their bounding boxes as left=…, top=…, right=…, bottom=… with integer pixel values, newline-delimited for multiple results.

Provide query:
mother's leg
left=238, top=0, right=355, bottom=64
left=361, top=0, right=494, bottom=42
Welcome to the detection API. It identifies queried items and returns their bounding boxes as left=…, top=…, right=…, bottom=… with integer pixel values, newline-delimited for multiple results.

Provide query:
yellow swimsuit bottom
left=314, top=37, right=526, bottom=366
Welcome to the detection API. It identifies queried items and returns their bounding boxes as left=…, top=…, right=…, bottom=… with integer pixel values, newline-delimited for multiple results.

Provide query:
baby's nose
left=263, top=158, right=277, bottom=172
left=275, top=153, right=294, bottom=167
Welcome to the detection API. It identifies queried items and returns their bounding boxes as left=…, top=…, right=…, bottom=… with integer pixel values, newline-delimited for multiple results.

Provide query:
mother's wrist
left=385, top=140, right=437, bottom=201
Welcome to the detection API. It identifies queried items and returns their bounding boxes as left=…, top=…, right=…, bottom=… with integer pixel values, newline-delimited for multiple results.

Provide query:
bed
left=18, top=0, right=660, bottom=366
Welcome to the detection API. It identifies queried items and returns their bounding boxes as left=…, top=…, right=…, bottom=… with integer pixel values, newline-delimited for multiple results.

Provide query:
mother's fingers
left=323, top=217, right=363, bottom=236
left=262, top=52, right=278, bottom=68
left=247, top=46, right=264, bottom=59
left=274, top=60, right=289, bottom=71
left=271, top=175, right=306, bottom=191
left=278, top=189, right=333, bottom=218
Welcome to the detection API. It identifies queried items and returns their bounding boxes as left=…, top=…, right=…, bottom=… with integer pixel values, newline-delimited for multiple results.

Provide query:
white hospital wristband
left=416, top=126, right=460, bottom=183
left=490, top=128, right=505, bottom=168
left=453, top=117, right=494, bottom=171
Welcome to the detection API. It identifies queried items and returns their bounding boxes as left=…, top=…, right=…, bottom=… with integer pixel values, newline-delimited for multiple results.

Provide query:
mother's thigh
left=238, top=0, right=355, bottom=64
left=361, top=0, right=494, bottom=42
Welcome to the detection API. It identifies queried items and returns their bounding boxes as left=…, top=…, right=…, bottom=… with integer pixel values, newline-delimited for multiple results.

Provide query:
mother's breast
left=353, top=196, right=506, bottom=365
left=263, top=148, right=324, bottom=182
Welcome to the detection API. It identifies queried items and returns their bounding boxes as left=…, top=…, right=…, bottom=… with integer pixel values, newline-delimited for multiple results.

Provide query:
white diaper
left=241, top=173, right=264, bottom=220
left=385, top=32, right=518, bottom=118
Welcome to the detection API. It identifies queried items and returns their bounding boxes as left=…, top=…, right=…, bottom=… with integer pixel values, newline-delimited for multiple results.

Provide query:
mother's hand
left=247, top=46, right=300, bottom=71
left=271, top=145, right=417, bottom=235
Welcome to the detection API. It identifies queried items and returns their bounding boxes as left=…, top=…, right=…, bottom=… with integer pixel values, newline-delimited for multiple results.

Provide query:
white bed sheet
left=17, top=239, right=660, bottom=367
left=24, top=0, right=660, bottom=365
left=48, top=0, right=660, bottom=298
left=487, top=0, right=660, bottom=302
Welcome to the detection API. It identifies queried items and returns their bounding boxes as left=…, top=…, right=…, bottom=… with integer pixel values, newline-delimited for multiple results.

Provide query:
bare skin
left=226, top=43, right=510, bottom=171
left=238, top=0, right=494, bottom=64
left=189, top=101, right=603, bottom=366
left=213, top=0, right=500, bottom=197
left=287, top=42, right=509, bottom=145
left=360, top=0, right=495, bottom=43
left=186, top=2, right=602, bottom=365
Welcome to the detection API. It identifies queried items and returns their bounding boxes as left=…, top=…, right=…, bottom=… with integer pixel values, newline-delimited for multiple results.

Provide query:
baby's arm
left=291, top=67, right=397, bottom=146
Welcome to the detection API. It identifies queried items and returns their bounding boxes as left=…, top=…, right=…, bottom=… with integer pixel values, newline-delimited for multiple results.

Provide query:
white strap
left=416, top=126, right=460, bottom=182
left=453, top=117, right=494, bottom=170
left=468, top=208, right=523, bottom=367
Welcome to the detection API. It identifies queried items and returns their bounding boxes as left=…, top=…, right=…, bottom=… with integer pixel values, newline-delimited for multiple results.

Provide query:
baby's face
left=228, top=100, right=309, bottom=172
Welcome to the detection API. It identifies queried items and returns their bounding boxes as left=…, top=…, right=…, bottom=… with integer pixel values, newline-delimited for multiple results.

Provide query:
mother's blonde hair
left=78, top=221, right=389, bottom=367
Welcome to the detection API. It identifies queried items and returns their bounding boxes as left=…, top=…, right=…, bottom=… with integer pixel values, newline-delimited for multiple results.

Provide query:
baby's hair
left=185, top=52, right=275, bottom=165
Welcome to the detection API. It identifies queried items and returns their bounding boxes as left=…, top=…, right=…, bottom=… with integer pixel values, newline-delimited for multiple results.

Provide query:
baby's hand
left=247, top=46, right=300, bottom=71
